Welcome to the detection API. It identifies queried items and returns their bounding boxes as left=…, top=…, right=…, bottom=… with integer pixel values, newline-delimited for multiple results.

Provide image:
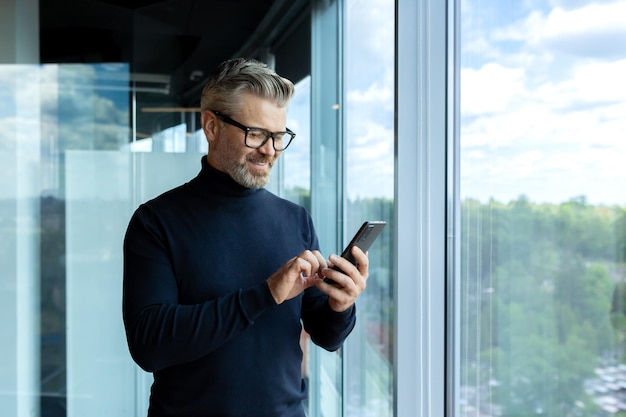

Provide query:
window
left=343, top=0, right=395, bottom=416
left=283, top=76, right=312, bottom=210
left=3, top=2, right=396, bottom=417
left=457, top=1, right=626, bottom=416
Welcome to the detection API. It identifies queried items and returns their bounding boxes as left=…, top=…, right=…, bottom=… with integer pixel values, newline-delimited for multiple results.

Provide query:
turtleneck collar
left=187, top=156, right=264, bottom=198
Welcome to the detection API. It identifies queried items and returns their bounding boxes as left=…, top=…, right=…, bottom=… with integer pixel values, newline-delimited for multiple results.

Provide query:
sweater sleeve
left=122, top=207, right=277, bottom=372
left=301, top=287, right=356, bottom=352
left=299, top=215, right=357, bottom=352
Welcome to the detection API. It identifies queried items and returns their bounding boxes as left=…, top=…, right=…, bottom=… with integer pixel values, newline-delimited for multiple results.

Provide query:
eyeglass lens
left=246, top=129, right=293, bottom=151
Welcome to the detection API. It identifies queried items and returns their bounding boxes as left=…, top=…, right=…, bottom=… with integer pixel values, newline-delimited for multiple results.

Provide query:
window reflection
left=459, top=1, right=626, bottom=415
left=283, top=76, right=312, bottom=210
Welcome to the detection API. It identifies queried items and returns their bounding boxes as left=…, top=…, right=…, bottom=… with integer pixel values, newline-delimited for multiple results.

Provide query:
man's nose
left=258, top=137, right=277, bottom=155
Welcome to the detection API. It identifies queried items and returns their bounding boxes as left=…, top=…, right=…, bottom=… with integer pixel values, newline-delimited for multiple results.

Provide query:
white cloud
left=459, top=1, right=626, bottom=205
left=540, top=2, right=626, bottom=58
left=461, top=63, right=526, bottom=116
left=539, top=59, right=626, bottom=106
left=461, top=89, right=626, bottom=204
left=346, top=121, right=395, bottom=200
left=492, top=1, right=626, bottom=59
left=346, top=0, right=394, bottom=61
left=548, top=0, right=617, bottom=8
left=492, top=11, right=547, bottom=43
left=341, top=0, right=396, bottom=200
left=510, top=150, right=545, bottom=179
left=543, top=1, right=626, bottom=35
left=347, top=82, right=393, bottom=106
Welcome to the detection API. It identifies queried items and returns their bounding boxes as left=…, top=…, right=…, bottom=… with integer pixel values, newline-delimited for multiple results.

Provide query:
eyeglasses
left=211, top=110, right=296, bottom=151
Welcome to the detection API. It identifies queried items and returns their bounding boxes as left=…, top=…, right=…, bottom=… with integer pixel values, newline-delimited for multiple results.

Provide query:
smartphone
left=324, top=221, right=387, bottom=285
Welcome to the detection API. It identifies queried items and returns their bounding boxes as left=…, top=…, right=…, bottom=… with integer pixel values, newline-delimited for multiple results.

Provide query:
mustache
left=246, top=155, right=275, bottom=166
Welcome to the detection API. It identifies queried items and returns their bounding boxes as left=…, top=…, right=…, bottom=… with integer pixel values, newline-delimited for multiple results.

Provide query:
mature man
left=122, top=58, right=369, bottom=417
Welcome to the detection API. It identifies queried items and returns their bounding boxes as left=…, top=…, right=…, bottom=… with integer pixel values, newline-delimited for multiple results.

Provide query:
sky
left=459, top=0, right=626, bottom=206
left=285, top=0, right=626, bottom=206
left=285, top=0, right=396, bottom=202
left=283, top=77, right=312, bottom=194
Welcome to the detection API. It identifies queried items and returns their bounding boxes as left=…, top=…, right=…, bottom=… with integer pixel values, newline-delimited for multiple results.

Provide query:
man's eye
left=248, top=130, right=266, bottom=139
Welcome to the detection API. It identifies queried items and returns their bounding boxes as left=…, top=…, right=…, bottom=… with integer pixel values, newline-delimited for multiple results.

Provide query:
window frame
left=394, top=0, right=453, bottom=416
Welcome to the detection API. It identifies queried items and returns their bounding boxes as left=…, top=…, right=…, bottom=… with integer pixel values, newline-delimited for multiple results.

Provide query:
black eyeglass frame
left=211, top=110, right=296, bottom=151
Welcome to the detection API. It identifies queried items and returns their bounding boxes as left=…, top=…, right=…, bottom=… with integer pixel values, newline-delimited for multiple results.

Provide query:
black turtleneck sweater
left=122, top=156, right=356, bottom=417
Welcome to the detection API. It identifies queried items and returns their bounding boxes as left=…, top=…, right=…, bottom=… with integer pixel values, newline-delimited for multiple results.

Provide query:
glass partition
left=2, top=3, right=399, bottom=416
left=0, top=63, right=205, bottom=417
left=0, top=64, right=41, bottom=417
left=308, top=1, right=345, bottom=416
left=457, top=1, right=626, bottom=416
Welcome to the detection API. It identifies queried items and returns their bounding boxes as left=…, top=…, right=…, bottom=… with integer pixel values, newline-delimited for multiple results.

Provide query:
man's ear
left=201, top=110, right=219, bottom=143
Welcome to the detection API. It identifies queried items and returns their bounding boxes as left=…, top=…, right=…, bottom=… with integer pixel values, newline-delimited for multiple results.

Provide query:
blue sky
left=283, top=0, right=396, bottom=201
left=460, top=0, right=626, bottom=206
left=289, top=0, right=626, bottom=206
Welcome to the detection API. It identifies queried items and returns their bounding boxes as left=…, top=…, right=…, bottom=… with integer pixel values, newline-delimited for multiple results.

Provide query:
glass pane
left=309, top=1, right=344, bottom=416
left=344, top=0, right=395, bottom=416
left=0, top=64, right=41, bottom=417
left=281, top=75, right=316, bottom=413
left=283, top=76, right=311, bottom=210
left=458, top=1, right=626, bottom=416
left=0, top=63, right=206, bottom=417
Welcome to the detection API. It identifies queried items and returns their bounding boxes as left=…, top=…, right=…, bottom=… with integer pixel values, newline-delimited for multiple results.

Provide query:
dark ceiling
left=39, top=0, right=309, bottom=107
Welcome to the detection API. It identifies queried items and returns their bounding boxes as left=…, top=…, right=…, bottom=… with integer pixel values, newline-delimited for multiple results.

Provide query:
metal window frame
left=394, top=0, right=455, bottom=416
left=309, top=1, right=345, bottom=416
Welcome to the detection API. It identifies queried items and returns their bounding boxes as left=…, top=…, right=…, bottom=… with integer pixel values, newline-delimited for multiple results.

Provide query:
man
left=122, top=58, right=369, bottom=417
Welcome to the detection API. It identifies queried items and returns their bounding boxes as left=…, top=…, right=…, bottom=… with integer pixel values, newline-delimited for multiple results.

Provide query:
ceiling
left=39, top=0, right=308, bottom=107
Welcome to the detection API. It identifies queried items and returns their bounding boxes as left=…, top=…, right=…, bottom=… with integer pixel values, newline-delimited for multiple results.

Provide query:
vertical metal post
left=395, top=0, right=449, bottom=416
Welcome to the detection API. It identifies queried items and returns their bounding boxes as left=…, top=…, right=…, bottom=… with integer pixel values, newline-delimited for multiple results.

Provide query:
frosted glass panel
left=65, top=151, right=202, bottom=417
left=0, top=65, right=41, bottom=417
left=65, top=151, right=133, bottom=417
left=134, top=152, right=205, bottom=202
left=1, top=60, right=207, bottom=417
left=152, top=124, right=186, bottom=153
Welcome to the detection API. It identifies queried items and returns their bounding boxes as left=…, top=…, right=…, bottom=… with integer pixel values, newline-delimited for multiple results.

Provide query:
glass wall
left=343, top=0, right=395, bottom=416
left=1, top=2, right=399, bottom=415
left=0, top=64, right=42, bottom=417
left=457, top=0, right=626, bottom=416
left=0, top=63, right=205, bottom=417
left=284, top=2, right=396, bottom=416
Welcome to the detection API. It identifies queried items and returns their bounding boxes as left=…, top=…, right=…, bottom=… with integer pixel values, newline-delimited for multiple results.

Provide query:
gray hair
left=200, top=58, right=294, bottom=115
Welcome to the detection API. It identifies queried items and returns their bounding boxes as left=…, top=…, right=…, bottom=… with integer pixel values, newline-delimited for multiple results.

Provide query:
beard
left=210, top=132, right=277, bottom=189
left=230, top=154, right=274, bottom=188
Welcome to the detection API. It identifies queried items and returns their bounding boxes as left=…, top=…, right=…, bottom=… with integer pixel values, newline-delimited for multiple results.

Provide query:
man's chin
left=231, top=167, right=270, bottom=189
left=246, top=175, right=270, bottom=189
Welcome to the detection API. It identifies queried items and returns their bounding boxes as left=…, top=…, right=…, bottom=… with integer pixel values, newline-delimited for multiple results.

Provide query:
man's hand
left=267, top=250, right=327, bottom=304
left=317, top=246, right=369, bottom=312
